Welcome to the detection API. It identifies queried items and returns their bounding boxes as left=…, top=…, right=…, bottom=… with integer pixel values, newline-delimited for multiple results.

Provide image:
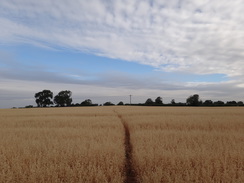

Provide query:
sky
left=0, top=0, right=244, bottom=108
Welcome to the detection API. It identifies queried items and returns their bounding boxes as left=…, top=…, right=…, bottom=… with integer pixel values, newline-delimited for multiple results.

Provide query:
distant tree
left=237, top=101, right=244, bottom=106
left=213, top=100, right=225, bottom=106
left=186, top=94, right=200, bottom=106
left=25, top=105, right=33, bottom=108
left=81, top=99, right=92, bottom=106
left=226, top=101, right=237, bottom=106
left=155, top=96, right=163, bottom=105
left=103, top=102, right=114, bottom=106
left=145, top=98, right=154, bottom=105
left=203, top=100, right=213, bottom=106
left=171, top=99, right=176, bottom=105
left=54, top=90, right=72, bottom=107
left=117, top=101, right=124, bottom=105
left=178, top=102, right=186, bottom=106
left=75, top=103, right=80, bottom=106
left=35, top=90, right=53, bottom=107
left=199, top=100, right=203, bottom=106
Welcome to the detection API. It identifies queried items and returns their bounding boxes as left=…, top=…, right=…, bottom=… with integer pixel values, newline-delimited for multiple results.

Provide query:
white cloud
left=1, top=0, right=244, bottom=77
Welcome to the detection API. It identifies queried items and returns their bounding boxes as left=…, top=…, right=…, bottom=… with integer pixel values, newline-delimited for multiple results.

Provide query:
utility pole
left=129, top=95, right=132, bottom=105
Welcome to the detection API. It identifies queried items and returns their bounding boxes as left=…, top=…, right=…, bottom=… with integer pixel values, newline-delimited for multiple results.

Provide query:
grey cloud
left=1, top=49, right=243, bottom=98
left=1, top=54, right=243, bottom=103
left=1, top=76, right=243, bottom=109
left=0, top=57, right=180, bottom=91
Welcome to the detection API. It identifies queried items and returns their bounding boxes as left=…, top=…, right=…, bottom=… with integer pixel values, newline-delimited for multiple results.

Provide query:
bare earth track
left=114, top=111, right=137, bottom=183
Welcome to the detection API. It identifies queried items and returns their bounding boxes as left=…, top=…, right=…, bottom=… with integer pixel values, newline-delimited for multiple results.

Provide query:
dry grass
left=118, top=107, right=244, bottom=183
left=0, top=106, right=244, bottom=183
left=0, top=107, right=125, bottom=183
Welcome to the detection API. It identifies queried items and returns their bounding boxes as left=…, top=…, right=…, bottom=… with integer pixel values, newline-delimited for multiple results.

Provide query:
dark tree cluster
left=54, top=90, right=72, bottom=107
left=185, top=94, right=244, bottom=107
left=73, top=99, right=98, bottom=107
left=34, top=90, right=98, bottom=107
left=35, top=90, right=53, bottom=107
left=186, top=94, right=201, bottom=106
left=144, top=96, right=163, bottom=106
left=103, top=102, right=115, bottom=106
left=35, top=90, right=73, bottom=107
left=117, top=101, right=124, bottom=105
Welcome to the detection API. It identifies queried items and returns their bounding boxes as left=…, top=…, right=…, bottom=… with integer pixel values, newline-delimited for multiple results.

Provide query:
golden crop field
left=0, top=107, right=125, bottom=183
left=0, top=106, right=244, bottom=183
left=118, top=107, right=244, bottom=183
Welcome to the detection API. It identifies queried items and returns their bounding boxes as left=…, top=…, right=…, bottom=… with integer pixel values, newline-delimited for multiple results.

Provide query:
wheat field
left=0, top=107, right=125, bottom=183
left=117, top=107, right=244, bottom=183
left=0, top=106, right=244, bottom=182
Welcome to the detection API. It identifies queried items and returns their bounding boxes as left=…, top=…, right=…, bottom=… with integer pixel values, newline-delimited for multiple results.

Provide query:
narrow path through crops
left=114, top=110, right=137, bottom=183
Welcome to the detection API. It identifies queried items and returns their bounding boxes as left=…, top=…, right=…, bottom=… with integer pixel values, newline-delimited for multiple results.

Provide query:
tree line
left=30, top=90, right=244, bottom=108
left=143, top=94, right=244, bottom=107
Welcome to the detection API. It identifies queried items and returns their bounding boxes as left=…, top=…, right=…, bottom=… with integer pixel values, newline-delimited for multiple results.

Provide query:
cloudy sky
left=0, top=0, right=244, bottom=108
